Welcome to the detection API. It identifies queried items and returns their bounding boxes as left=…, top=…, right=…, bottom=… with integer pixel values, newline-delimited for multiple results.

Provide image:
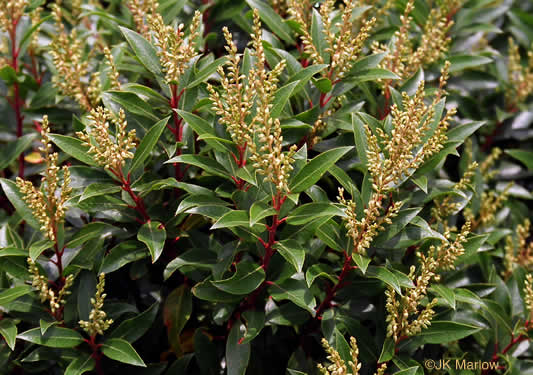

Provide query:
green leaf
left=249, top=202, right=277, bottom=226
left=137, top=221, right=166, bottom=263
left=0, top=133, right=37, bottom=170
left=130, top=117, right=170, bottom=172
left=17, top=327, right=84, bottom=348
left=286, top=202, right=346, bottom=225
left=0, top=178, right=40, bottom=229
left=273, top=240, right=305, bottom=273
left=211, top=261, right=265, bottom=295
left=79, top=183, right=121, bottom=202
left=271, top=81, right=299, bottom=118
left=48, top=134, right=98, bottom=166
left=177, top=110, right=230, bottom=152
left=447, top=121, right=485, bottom=142
left=100, top=240, right=149, bottom=274
left=164, top=249, right=217, bottom=280
left=0, top=320, right=17, bottom=351
left=245, top=0, right=295, bottom=44
left=366, top=266, right=404, bottom=294
left=28, top=239, right=54, bottom=261
left=101, top=338, right=146, bottom=367
left=187, top=57, right=228, bottom=88
left=0, top=285, right=33, bottom=305
left=109, top=302, right=159, bottom=343
left=286, top=64, right=328, bottom=96
left=211, top=210, right=250, bottom=230
left=64, top=352, right=95, bottom=375
left=506, top=149, right=533, bottom=171
left=305, top=264, right=336, bottom=287
left=163, top=285, right=192, bottom=354
left=192, top=279, right=243, bottom=303
left=39, top=319, right=58, bottom=335
left=66, top=222, right=115, bottom=248
left=290, top=146, right=352, bottom=193
left=241, top=310, right=265, bottom=344
left=350, top=68, right=400, bottom=82
left=446, top=55, right=493, bottom=72
left=373, top=208, right=422, bottom=246
left=418, top=321, right=482, bottom=344
left=352, top=253, right=371, bottom=274
left=315, top=77, right=332, bottom=93
left=102, top=91, right=159, bottom=121
left=226, top=323, right=251, bottom=375
left=120, top=27, right=162, bottom=76
left=378, top=337, right=395, bottom=362
left=269, top=278, right=316, bottom=315
left=166, top=154, right=229, bottom=178
left=429, top=285, right=456, bottom=309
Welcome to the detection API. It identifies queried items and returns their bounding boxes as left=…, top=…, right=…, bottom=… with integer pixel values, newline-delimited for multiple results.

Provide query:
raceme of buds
left=16, top=116, right=72, bottom=242
left=506, top=38, right=533, bottom=109
left=126, top=0, right=158, bottom=37
left=0, top=0, right=29, bottom=32
left=373, top=1, right=453, bottom=87
left=432, top=161, right=478, bottom=227
left=246, top=9, right=297, bottom=195
left=76, top=107, right=137, bottom=171
left=386, top=221, right=470, bottom=341
left=317, top=337, right=361, bottom=375
left=480, top=147, right=502, bottom=180
left=289, top=0, right=376, bottom=81
left=207, top=27, right=255, bottom=148
left=79, top=273, right=113, bottom=337
left=148, top=10, right=202, bottom=84
left=49, top=4, right=95, bottom=111
left=28, top=257, right=74, bottom=315
left=366, top=77, right=454, bottom=192
left=337, top=187, right=403, bottom=256
left=503, top=219, right=533, bottom=278
left=524, top=274, right=533, bottom=321
left=467, top=182, right=513, bottom=230
left=103, top=46, right=121, bottom=90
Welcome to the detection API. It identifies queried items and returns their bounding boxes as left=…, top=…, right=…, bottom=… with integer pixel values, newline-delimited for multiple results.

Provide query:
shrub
left=1, top=0, right=533, bottom=374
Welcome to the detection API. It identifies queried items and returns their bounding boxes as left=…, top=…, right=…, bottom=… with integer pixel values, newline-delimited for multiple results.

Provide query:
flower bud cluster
left=467, top=182, right=513, bottom=230
left=506, top=38, right=533, bottom=109
left=289, top=0, right=376, bottom=81
left=207, top=27, right=255, bottom=148
left=0, top=0, right=28, bottom=32
left=16, top=116, right=72, bottom=242
left=49, top=4, right=95, bottom=111
left=386, top=221, right=470, bottom=341
left=503, top=219, right=533, bottom=278
left=338, top=187, right=403, bottom=255
left=373, top=1, right=454, bottom=85
left=524, top=274, right=533, bottom=320
left=366, top=77, right=453, bottom=193
left=79, top=273, right=113, bottom=336
left=317, top=337, right=361, bottom=375
left=126, top=0, right=158, bottom=37
left=76, top=107, right=137, bottom=171
left=28, top=257, right=74, bottom=315
left=148, top=10, right=202, bottom=84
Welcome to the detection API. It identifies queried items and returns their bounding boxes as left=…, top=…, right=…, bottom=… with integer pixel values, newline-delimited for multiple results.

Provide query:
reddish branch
left=6, top=14, right=25, bottom=177
left=314, top=251, right=357, bottom=319
left=228, top=192, right=287, bottom=334
left=169, top=84, right=186, bottom=182
left=229, top=143, right=248, bottom=190
left=108, top=167, right=150, bottom=223
left=84, top=335, right=104, bottom=375
left=481, top=320, right=531, bottom=374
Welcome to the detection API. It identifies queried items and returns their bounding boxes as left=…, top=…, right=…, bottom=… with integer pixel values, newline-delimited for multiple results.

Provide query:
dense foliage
left=1, top=0, right=533, bottom=374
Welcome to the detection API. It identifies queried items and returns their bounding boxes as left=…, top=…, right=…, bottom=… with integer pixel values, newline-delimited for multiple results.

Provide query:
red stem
left=85, top=335, right=104, bottom=375
left=109, top=168, right=150, bottom=223
left=8, top=17, right=25, bottom=178
left=314, top=251, right=356, bottom=319
left=170, top=84, right=185, bottom=182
